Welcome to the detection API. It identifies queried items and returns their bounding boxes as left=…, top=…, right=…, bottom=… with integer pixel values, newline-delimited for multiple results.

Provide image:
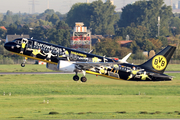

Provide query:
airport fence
left=0, top=59, right=180, bottom=65
left=128, top=59, right=180, bottom=64
left=0, top=59, right=36, bottom=64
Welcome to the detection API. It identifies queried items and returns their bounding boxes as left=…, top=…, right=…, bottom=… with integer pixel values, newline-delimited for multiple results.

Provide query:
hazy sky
left=0, top=0, right=173, bottom=14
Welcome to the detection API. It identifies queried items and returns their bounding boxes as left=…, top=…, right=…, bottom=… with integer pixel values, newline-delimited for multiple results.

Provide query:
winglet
left=119, top=53, right=132, bottom=63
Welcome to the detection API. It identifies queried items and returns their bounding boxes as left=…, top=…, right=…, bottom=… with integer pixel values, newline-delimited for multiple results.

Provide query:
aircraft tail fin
left=140, top=45, right=176, bottom=74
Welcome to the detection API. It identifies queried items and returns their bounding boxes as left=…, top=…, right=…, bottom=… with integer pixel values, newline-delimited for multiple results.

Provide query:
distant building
left=91, top=35, right=104, bottom=45
left=0, top=26, right=7, bottom=31
left=116, top=40, right=133, bottom=47
left=172, top=9, right=180, bottom=13
left=17, top=24, right=24, bottom=29
left=6, top=34, right=30, bottom=42
left=91, top=35, right=133, bottom=47
left=173, top=3, right=178, bottom=9
left=143, top=51, right=148, bottom=58
left=0, top=38, right=6, bottom=43
left=41, top=25, right=52, bottom=30
left=149, top=50, right=155, bottom=59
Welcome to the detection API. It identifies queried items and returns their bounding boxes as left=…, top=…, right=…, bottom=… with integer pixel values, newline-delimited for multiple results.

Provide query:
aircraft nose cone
left=4, top=42, right=10, bottom=50
left=4, top=42, right=16, bottom=51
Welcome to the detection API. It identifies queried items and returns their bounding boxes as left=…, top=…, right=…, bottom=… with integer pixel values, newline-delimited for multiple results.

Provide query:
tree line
left=0, top=0, right=180, bottom=60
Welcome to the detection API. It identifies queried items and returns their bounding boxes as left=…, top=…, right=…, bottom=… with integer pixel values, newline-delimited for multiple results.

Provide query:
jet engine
left=46, top=60, right=75, bottom=72
left=46, top=63, right=58, bottom=71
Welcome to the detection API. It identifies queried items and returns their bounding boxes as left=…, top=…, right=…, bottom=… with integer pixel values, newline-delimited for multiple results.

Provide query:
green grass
left=166, top=64, right=180, bottom=71
left=2, top=95, right=180, bottom=119
left=0, top=64, right=180, bottom=119
left=0, top=73, right=180, bottom=119
left=0, top=64, right=53, bottom=72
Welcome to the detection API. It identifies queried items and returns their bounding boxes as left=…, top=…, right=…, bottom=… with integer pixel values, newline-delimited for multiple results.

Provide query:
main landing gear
left=73, top=70, right=87, bottom=82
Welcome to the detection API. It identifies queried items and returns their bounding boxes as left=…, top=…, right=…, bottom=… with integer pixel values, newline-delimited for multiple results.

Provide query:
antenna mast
left=47, top=0, right=49, bottom=9
left=32, top=0, right=35, bottom=14
left=29, top=0, right=38, bottom=14
left=157, top=16, right=160, bottom=37
left=123, top=0, right=125, bottom=7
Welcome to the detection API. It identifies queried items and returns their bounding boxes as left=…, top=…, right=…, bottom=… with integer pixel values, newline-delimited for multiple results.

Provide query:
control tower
left=70, top=22, right=91, bottom=52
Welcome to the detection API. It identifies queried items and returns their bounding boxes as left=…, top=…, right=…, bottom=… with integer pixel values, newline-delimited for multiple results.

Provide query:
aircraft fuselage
left=4, top=38, right=116, bottom=64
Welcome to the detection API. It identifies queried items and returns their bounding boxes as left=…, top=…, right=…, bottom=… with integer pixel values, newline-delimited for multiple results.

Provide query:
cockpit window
left=13, top=38, right=29, bottom=45
left=23, top=40, right=27, bottom=43
left=21, top=38, right=28, bottom=44
left=13, top=39, right=22, bottom=44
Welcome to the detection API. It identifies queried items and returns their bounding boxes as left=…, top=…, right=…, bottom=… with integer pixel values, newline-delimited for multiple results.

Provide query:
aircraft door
left=27, top=40, right=33, bottom=49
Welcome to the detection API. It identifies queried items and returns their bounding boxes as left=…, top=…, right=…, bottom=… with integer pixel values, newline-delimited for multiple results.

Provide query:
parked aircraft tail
left=140, top=45, right=176, bottom=74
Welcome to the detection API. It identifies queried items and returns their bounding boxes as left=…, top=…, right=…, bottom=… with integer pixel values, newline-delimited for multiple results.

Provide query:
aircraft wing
left=74, top=62, right=119, bottom=70
left=74, top=52, right=132, bottom=70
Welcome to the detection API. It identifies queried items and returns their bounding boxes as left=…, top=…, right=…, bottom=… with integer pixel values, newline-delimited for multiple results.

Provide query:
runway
left=0, top=72, right=74, bottom=75
left=0, top=71, right=179, bottom=75
left=164, top=71, right=180, bottom=73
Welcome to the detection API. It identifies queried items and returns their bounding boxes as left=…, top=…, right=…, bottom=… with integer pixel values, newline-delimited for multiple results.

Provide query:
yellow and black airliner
left=4, top=38, right=176, bottom=82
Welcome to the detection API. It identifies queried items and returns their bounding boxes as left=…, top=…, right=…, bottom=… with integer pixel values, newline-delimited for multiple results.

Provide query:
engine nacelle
left=57, top=60, right=75, bottom=72
left=46, top=60, right=75, bottom=72
left=46, top=63, right=59, bottom=71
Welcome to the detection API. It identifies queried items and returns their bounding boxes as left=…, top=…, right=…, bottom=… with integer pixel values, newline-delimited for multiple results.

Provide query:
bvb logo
left=152, top=55, right=167, bottom=71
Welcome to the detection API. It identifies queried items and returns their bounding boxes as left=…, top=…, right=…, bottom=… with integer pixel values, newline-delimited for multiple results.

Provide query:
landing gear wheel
left=21, top=57, right=27, bottom=67
left=73, top=75, right=79, bottom=81
left=21, top=63, right=25, bottom=67
left=81, top=77, right=87, bottom=82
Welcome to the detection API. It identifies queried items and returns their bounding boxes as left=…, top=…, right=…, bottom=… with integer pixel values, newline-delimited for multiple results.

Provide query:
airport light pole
left=157, top=16, right=160, bottom=37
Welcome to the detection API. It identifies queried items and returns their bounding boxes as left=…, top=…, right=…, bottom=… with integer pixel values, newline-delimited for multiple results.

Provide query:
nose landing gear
left=21, top=63, right=25, bottom=67
left=21, top=57, right=27, bottom=67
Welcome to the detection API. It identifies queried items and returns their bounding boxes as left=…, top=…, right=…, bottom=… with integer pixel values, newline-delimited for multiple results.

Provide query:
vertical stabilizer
left=140, top=45, right=176, bottom=74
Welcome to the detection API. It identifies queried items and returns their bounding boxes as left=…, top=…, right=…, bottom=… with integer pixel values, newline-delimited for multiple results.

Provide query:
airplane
left=4, top=38, right=132, bottom=82
left=4, top=38, right=176, bottom=82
